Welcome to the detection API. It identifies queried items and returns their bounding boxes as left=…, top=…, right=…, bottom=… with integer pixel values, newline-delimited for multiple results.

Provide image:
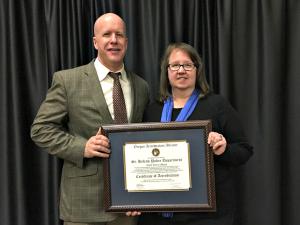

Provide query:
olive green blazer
left=31, top=60, right=150, bottom=222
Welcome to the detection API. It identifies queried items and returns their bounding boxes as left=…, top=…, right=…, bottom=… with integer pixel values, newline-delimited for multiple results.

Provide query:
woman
left=137, top=42, right=253, bottom=225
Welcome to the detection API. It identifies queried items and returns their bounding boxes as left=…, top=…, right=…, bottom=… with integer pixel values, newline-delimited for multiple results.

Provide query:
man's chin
left=109, top=56, right=124, bottom=64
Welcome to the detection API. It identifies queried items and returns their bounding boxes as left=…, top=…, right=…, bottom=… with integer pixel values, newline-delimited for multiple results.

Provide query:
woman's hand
left=208, top=132, right=227, bottom=155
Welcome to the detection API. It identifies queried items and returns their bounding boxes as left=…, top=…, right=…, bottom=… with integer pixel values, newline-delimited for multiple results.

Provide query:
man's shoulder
left=55, top=61, right=94, bottom=77
left=126, top=71, right=148, bottom=85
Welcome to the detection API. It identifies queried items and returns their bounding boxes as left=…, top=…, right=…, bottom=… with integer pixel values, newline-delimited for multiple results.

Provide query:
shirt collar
left=94, top=58, right=126, bottom=81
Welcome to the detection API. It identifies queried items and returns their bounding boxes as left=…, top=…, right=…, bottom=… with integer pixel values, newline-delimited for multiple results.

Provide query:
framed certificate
left=101, top=120, right=216, bottom=212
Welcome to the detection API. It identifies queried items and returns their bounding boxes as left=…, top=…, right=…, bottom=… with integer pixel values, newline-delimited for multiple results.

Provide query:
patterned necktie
left=109, top=72, right=128, bottom=124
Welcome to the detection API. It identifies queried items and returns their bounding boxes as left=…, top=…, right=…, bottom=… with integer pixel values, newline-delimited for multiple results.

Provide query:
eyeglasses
left=168, top=63, right=196, bottom=71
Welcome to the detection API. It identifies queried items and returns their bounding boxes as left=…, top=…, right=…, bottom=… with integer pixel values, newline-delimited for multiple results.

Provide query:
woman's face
left=167, top=49, right=197, bottom=94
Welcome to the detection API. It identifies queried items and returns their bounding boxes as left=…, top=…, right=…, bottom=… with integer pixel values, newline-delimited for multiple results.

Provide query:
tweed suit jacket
left=31, top=60, right=150, bottom=222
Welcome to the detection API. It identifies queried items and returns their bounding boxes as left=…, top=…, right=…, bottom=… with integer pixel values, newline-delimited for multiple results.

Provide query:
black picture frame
left=101, top=120, right=216, bottom=212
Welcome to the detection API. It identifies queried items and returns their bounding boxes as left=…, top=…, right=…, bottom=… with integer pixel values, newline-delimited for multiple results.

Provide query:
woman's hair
left=159, top=42, right=210, bottom=101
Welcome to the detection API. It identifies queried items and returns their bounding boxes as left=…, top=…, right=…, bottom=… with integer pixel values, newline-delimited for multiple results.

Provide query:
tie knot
left=109, top=72, right=121, bottom=80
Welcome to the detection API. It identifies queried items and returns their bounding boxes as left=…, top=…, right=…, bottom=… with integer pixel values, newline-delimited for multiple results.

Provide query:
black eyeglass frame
left=168, top=63, right=199, bottom=71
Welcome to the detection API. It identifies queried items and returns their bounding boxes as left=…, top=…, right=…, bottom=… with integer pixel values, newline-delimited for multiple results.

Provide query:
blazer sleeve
left=213, top=96, right=253, bottom=167
left=31, top=71, right=86, bottom=168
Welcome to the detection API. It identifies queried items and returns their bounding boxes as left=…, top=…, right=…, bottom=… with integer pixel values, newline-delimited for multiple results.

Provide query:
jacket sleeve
left=30, top=71, right=86, bottom=168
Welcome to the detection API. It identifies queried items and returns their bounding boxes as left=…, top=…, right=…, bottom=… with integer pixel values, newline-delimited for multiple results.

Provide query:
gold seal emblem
left=152, top=148, right=160, bottom=156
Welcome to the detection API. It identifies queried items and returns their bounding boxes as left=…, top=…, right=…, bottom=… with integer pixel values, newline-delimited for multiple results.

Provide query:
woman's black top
left=138, top=93, right=253, bottom=225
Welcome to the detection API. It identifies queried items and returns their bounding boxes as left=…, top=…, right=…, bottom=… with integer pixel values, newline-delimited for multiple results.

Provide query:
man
left=31, top=13, right=149, bottom=225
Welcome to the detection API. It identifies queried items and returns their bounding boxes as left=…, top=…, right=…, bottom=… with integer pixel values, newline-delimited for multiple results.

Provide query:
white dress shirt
left=94, top=58, right=132, bottom=121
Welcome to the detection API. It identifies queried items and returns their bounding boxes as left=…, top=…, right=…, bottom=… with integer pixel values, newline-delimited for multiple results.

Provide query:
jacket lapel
left=85, top=61, right=114, bottom=124
left=127, top=71, right=137, bottom=123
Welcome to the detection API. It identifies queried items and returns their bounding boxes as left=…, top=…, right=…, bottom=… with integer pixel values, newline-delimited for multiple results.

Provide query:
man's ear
left=93, top=37, right=98, bottom=50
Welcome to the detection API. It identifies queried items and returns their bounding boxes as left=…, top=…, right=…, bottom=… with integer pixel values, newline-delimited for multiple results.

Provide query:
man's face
left=93, top=14, right=128, bottom=71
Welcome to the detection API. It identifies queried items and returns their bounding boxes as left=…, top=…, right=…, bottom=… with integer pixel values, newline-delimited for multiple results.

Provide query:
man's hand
left=126, top=211, right=141, bottom=216
left=84, top=129, right=111, bottom=158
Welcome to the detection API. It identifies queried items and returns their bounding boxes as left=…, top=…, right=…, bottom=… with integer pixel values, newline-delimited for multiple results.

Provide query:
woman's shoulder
left=199, top=92, right=238, bottom=118
left=143, top=100, right=164, bottom=122
left=146, top=99, right=164, bottom=111
left=201, top=92, right=231, bottom=107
